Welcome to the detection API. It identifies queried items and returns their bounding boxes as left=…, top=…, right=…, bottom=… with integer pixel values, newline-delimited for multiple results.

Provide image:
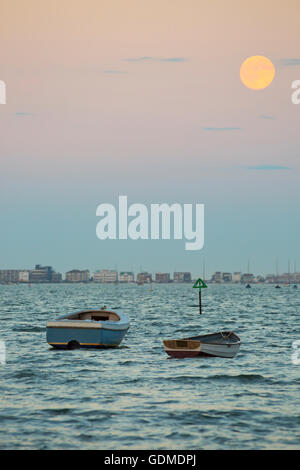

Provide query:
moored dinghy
left=163, top=331, right=241, bottom=359
left=163, top=278, right=241, bottom=359
left=46, top=308, right=130, bottom=349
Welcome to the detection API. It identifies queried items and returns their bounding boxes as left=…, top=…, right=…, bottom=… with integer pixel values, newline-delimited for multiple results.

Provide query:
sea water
left=0, top=283, right=299, bottom=449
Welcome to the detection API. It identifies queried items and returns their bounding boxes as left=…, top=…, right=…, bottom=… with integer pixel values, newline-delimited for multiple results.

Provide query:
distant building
left=0, top=268, right=56, bottom=283
left=93, top=270, right=118, bottom=283
left=271, top=272, right=300, bottom=284
left=0, top=270, right=21, bottom=283
left=211, top=272, right=223, bottom=283
left=136, top=272, right=152, bottom=284
left=92, top=271, right=102, bottom=282
left=291, top=272, right=300, bottom=284
left=232, top=272, right=242, bottom=283
left=18, top=271, right=30, bottom=283
left=30, top=269, right=48, bottom=282
left=265, top=273, right=300, bottom=284
left=51, top=272, right=62, bottom=283
left=173, top=272, right=192, bottom=283
left=66, top=269, right=90, bottom=283
left=119, top=272, right=135, bottom=283
left=241, top=273, right=254, bottom=284
left=222, top=272, right=232, bottom=283
left=30, top=265, right=53, bottom=283
left=155, top=272, right=170, bottom=283
left=265, top=274, right=275, bottom=284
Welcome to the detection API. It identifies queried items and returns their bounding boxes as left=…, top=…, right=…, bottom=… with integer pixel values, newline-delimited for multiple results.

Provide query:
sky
left=0, top=0, right=299, bottom=277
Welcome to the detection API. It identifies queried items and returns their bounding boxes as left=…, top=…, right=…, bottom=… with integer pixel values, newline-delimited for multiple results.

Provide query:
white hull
left=200, top=341, right=240, bottom=358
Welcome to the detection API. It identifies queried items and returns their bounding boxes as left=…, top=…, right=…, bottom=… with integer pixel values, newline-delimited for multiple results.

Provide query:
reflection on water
left=0, top=283, right=299, bottom=449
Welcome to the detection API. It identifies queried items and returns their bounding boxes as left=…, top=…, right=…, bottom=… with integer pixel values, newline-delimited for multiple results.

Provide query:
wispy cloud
left=15, top=112, right=35, bottom=116
left=104, top=70, right=128, bottom=74
left=203, top=127, right=241, bottom=131
left=125, top=56, right=187, bottom=63
left=160, top=57, right=187, bottom=63
left=259, top=115, right=275, bottom=120
left=246, top=165, right=291, bottom=171
left=278, top=58, right=300, bottom=67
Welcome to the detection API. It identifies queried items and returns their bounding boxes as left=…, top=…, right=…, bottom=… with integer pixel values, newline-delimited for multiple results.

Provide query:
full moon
left=240, top=56, right=275, bottom=90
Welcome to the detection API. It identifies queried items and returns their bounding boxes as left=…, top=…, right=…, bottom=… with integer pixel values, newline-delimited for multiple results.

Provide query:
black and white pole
left=199, top=289, right=202, bottom=315
left=193, top=278, right=208, bottom=316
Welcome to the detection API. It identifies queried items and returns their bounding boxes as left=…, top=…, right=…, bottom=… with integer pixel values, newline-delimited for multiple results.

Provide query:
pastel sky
left=0, top=0, right=299, bottom=276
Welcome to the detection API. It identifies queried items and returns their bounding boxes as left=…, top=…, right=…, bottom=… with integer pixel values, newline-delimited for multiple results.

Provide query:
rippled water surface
left=0, top=283, right=299, bottom=449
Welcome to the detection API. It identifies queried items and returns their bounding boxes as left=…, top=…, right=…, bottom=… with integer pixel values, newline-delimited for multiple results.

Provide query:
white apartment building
left=18, top=271, right=30, bottom=283
left=93, top=270, right=118, bottom=283
left=119, top=272, right=134, bottom=283
left=232, top=272, right=242, bottom=283
left=0, top=270, right=27, bottom=283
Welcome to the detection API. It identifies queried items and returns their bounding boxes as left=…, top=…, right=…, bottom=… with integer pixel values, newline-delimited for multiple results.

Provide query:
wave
left=13, top=326, right=45, bottom=332
left=42, top=408, right=72, bottom=415
left=164, top=373, right=266, bottom=384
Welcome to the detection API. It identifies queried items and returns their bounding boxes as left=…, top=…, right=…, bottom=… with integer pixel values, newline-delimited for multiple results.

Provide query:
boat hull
left=163, top=332, right=241, bottom=359
left=47, top=324, right=128, bottom=349
left=165, top=349, right=214, bottom=359
left=46, top=310, right=130, bottom=349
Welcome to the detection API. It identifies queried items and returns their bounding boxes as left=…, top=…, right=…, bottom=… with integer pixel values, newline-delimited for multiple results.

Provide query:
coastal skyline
left=1, top=262, right=299, bottom=282
left=1, top=0, right=299, bottom=275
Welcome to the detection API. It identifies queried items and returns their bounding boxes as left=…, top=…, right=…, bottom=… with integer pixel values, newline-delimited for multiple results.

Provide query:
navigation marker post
left=193, top=278, right=208, bottom=315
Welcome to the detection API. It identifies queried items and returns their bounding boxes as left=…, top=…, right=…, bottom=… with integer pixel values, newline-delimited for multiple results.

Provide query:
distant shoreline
left=0, top=281, right=299, bottom=285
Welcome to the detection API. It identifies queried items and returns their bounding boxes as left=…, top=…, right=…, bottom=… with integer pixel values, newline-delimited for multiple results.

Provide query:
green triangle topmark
left=193, top=278, right=208, bottom=289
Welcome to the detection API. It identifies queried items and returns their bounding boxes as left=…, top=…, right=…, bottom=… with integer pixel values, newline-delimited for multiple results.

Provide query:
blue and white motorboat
left=46, top=308, right=130, bottom=349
